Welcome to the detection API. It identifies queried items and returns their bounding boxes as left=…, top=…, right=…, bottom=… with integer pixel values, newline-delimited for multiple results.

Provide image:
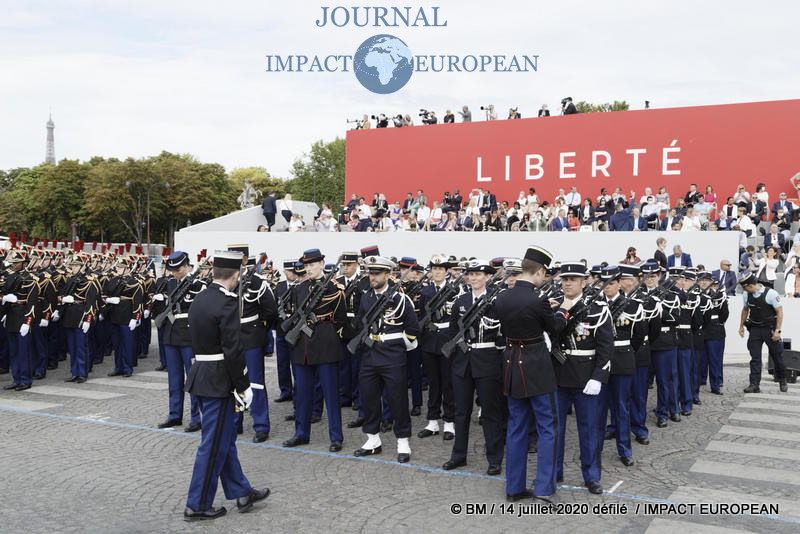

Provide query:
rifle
left=401, top=274, right=428, bottom=302
left=153, top=266, right=200, bottom=329
left=551, top=277, right=615, bottom=365
left=609, top=280, right=648, bottom=321
left=418, top=273, right=464, bottom=333
left=346, top=270, right=410, bottom=354
left=276, top=281, right=294, bottom=321
left=238, top=267, right=256, bottom=317
left=281, top=258, right=343, bottom=345
left=441, top=273, right=510, bottom=358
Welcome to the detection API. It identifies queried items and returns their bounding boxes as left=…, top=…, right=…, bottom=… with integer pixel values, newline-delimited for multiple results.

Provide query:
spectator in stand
left=667, top=245, right=693, bottom=268
left=653, top=238, right=668, bottom=270
left=785, top=243, right=800, bottom=271
left=704, top=185, right=717, bottom=205
left=659, top=208, right=681, bottom=231
left=425, top=201, right=443, bottom=231
left=773, top=208, right=793, bottom=240
left=580, top=198, right=595, bottom=229
left=711, top=259, right=738, bottom=296
left=443, top=110, right=455, bottom=123
left=681, top=207, right=702, bottom=231
left=684, top=183, right=703, bottom=206
left=487, top=209, right=503, bottom=231
left=594, top=198, right=610, bottom=228
left=371, top=193, right=380, bottom=209
left=755, top=246, right=779, bottom=288
left=562, top=97, right=578, bottom=114
left=720, top=197, right=738, bottom=220
left=458, top=106, right=472, bottom=122
left=674, top=198, right=688, bottom=217
left=764, top=224, right=787, bottom=254
left=485, top=105, right=497, bottom=120
left=528, top=210, right=548, bottom=232
left=772, top=192, right=795, bottom=218
left=279, top=193, right=293, bottom=223
left=554, top=188, right=567, bottom=205
left=733, top=184, right=750, bottom=206
left=516, top=191, right=528, bottom=208
left=611, top=187, right=625, bottom=206
left=451, top=189, right=463, bottom=211
left=416, top=200, right=430, bottom=229
left=527, top=187, right=539, bottom=206
left=519, top=213, right=531, bottom=231
left=482, top=189, right=497, bottom=215
left=608, top=203, right=633, bottom=231
left=732, top=206, right=755, bottom=236
left=755, top=182, right=769, bottom=208
left=377, top=194, right=389, bottom=211
left=357, top=198, right=372, bottom=220
left=346, top=193, right=359, bottom=212
left=440, top=211, right=458, bottom=231
left=694, top=197, right=712, bottom=223
left=655, top=186, right=671, bottom=210
left=288, top=212, right=305, bottom=232
left=565, top=186, right=581, bottom=208
left=551, top=207, right=570, bottom=232
left=739, top=245, right=760, bottom=275
left=746, top=194, right=767, bottom=225
left=785, top=262, right=800, bottom=298
left=390, top=201, right=402, bottom=224
left=597, top=188, right=612, bottom=206
left=464, top=198, right=480, bottom=219
left=261, top=191, right=277, bottom=231
left=402, top=192, right=414, bottom=214
left=506, top=202, right=521, bottom=228
left=403, top=114, right=414, bottom=126
left=456, top=209, right=473, bottom=231
left=641, top=196, right=660, bottom=227
left=620, top=247, right=642, bottom=265
left=639, top=187, right=654, bottom=205
left=630, top=207, right=648, bottom=231
left=375, top=210, right=395, bottom=232
left=538, top=104, right=550, bottom=117
left=411, top=189, right=427, bottom=218
left=315, top=210, right=335, bottom=232
left=567, top=208, right=581, bottom=231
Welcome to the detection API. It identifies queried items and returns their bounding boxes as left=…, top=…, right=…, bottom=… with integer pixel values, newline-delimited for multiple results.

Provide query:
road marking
left=751, top=383, right=800, bottom=395
left=80, top=412, right=111, bottom=421
left=718, top=425, right=800, bottom=443
left=738, top=402, right=800, bottom=414
left=646, top=518, right=756, bottom=533
left=729, top=411, right=800, bottom=428
left=0, top=398, right=61, bottom=411
left=133, top=371, right=168, bottom=379
left=744, top=393, right=800, bottom=403
left=691, top=459, right=800, bottom=486
left=705, top=440, right=800, bottom=462
left=87, top=378, right=168, bottom=390
left=20, top=385, right=124, bottom=400
left=1, top=405, right=799, bottom=528
left=608, top=480, right=623, bottom=493
left=669, top=485, right=800, bottom=521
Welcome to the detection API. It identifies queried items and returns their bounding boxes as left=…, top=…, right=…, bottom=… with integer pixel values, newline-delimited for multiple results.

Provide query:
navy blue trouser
left=676, top=348, right=693, bottom=411
left=556, top=387, right=600, bottom=483
left=0, top=327, right=8, bottom=370
left=704, top=339, right=725, bottom=391
left=186, top=396, right=251, bottom=512
left=47, top=322, right=62, bottom=367
left=652, top=348, right=679, bottom=419
left=164, top=344, right=201, bottom=424
left=236, top=347, right=270, bottom=434
left=8, top=332, right=32, bottom=386
left=692, top=346, right=707, bottom=398
left=275, top=334, right=293, bottom=398
left=407, top=347, right=423, bottom=407
left=157, top=327, right=167, bottom=368
left=293, top=362, right=342, bottom=442
left=66, top=327, right=89, bottom=378
left=339, top=340, right=355, bottom=405
left=360, top=362, right=411, bottom=438
left=112, top=323, right=134, bottom=374
left=506, top=392, right=559, bottom=496
left=599, top=374, right=633, bottom=459
left=31, top=324, right=47, bottom=375
left=630, top=365, right=649, bottom=439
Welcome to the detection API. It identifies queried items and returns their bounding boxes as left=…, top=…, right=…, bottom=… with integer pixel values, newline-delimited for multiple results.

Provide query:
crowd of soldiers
left=1, top=240, right=790, bottom=509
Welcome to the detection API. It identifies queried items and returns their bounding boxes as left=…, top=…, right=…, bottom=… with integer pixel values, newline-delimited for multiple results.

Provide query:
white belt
left=614, top=340, right=630, bottom=347
left=250, top=383, right=265, bottom=390
left=241, top=315, right=259, bottom=323
left=347, top=312, right=356, bottom=318
left=174, top=313, right=188, bottom=319
left=195, top=353, right=224, bottom=361
left=371, top=332, right=405, bottom=342
left=676, top=325, right=691, bottom=330
left=469, top=342, right=496, bottom=349
left=711, top=315, right=719, bottom=320
left=565, top=349, right=595, bottom=356
left=434, top=322, right=449, bottom=329
left=661, top=327, right=671, bottom=332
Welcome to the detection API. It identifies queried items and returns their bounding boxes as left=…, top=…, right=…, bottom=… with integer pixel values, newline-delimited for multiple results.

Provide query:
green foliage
left=229, top=167, right=287, bottom=204
left=288, top=137, right=346, bottom=211
left=575, top=100, right=630, bottom=113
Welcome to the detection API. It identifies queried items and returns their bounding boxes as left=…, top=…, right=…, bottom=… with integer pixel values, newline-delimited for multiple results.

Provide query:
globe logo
left=353, top=34, right=413, bottom=94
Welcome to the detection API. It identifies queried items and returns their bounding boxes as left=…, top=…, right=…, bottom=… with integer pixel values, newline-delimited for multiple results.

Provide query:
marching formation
left=1, top=241, right=790, bottom=518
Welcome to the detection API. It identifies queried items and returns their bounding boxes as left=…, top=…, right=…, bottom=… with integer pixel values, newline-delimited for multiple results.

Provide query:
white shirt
left=674, top=254, right=688, bottom=267
left=681, top=216, right=701, bottom=231
left=641, top=203, right=659, bottom=219
left=565, top=192, right=581, bottom=206
left=736, top=216, right=755, bottom=233
left=416, top=205, right=431, bottom=222
left=517, top=194, right=528, bottom=207
left=430, top=207, right=442, bottom=223
left=527, top=194, right=539, bottom=205
left=357, top=204, right=372, bottom=219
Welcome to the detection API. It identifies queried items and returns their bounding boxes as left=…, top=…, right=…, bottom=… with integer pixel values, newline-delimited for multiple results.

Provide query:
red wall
left=345, top=99, right=800, bottom=206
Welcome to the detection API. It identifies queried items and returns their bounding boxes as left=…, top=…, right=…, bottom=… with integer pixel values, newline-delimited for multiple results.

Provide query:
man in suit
left=481, top=189, right=497, bottom=215
left=764, top=224, right=787, bottom=253
left=609, top=203, right=633, bottom=231
left=261, top=192, right=277, bottom=231
left=667, top=245, right=693, bottom=268
left=711, top=260, right=737, bottom=296
left=684, top=184, right=703, bottom=206
left=551, top=208, right=571, bottom=232
left=746, top=194, right=767, bottom=225
left=402, top=193, right=414, bottom=214
left=653, top=238, right=668, bottom=270
left=630, top=207, right=648, bottom=232
left=771, top=192, right=794, bottom=218
left=456, top=209, right=473, bottom=231
left=659, top=209, right=681, bottom=231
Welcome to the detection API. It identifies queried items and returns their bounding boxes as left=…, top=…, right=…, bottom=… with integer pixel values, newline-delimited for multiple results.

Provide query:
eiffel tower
left=46, top=113, right=55, bottom=164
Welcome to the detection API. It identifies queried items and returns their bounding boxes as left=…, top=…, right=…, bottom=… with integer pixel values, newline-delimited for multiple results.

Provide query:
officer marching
left=2, top=249, right=39, bottom=391
left=183, top=250, right=269, bottom=521
left=273, top=260, right=299, bottom=403
left=650, top=268, right=682, bottom=427
left=700, top=275, right=728, bottom=395
left=60, top=252, right=100, bottom=383
left=104, top=256, right=143, bottom=378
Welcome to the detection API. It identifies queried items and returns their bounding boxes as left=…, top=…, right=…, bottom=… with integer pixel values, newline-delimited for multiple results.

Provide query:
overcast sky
left=1, top=0, right=797, bottom=178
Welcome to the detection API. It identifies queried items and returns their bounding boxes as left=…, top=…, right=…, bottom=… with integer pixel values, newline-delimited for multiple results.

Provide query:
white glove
left=152, top=294, right=165, bottom=302
left=128, top=319, right=137, bottom=331
left=52, top=310, right=60, bottom=322
left=19, top=323, right=30, bottom=337
left=39, top=319, right=49, bottom=328
left=106, top=297, right=121, bottom=305
left=143, top=309, right=150, bottom=319
left=62, top=296, right=75, bottom=304
left=98, top=314, right=104, bottom=322
left=1, top=315, right=6, bottom=327
left=81, top=321, right=90, bottom=334
left=2, top=294, right=18, bottom=304
left=242, top=386, right=253, bottom=409
left=582, top=379, right=602, bottom=396
left=234, top=387, right=254, bottom=411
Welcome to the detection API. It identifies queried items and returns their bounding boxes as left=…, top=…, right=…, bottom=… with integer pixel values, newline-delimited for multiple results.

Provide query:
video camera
left=418, top=108, right=430, bottom=119
left=371, top=114, right=389, bottom=128
left=346, top=118, right=365, bottom=129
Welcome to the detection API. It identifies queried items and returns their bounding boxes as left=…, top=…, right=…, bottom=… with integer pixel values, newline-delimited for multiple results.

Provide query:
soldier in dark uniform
left=739, top=272, right=787, bottom=393
left=2, top=249, right=38, bottom=391
left=273, top=260, right=298, bottom=403
left=104, top=256, right=144, bottom=377
left=29, top=249, right=58, bottom=380
left=701, top=276, right=728, bottom=395
left=337, top=252, right=362, bottom=409
left=689, top=270, right=710, bottom=406
left=399, top=257, right=426, bottom=416
left=651, top=267, right=682, bottom=427
left=283, top=249, right=346, bottom=452
left=0, top=255, right=10, bottom=375
left=418, top=254, right=460, bottom=440
left=93, top=252, right=115, bottom=363
left=228, top=245, right=278, bottom=443
left=674, top=269, right=701, bottom=415
left=493, top=246, right=571, bottom=502
left=60, top=253, right=100, bottom=383
left=552, top=262, right=613, bottom=495
left=598, top=265, right=644, bottom=467
left=352, top=256, right=420, bottom=462
left=43, top=249, right=66, bottom=371
left=158, top=251, right=204, bottom=431
left=443, top=259, right=506, bottom=476
left=149, top=250, right=172, bottom=372
left=183, top=250, right=269, bottom=521
left=135, top=255, right=156, bottom=362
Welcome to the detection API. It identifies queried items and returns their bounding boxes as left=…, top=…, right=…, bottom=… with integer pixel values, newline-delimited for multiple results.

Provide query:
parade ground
left=1, top=337, right=798, bottom=534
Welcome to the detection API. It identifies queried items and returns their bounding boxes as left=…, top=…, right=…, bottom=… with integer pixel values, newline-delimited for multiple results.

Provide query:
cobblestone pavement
left=1, top=337, right=798, bottom=533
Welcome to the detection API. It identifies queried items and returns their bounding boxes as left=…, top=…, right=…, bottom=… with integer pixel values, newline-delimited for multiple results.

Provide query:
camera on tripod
left=418, top=109, right=430, bottom=119
left=346, top=118, right=365, bottom=129
left=371, top=114, right=389, bottom=128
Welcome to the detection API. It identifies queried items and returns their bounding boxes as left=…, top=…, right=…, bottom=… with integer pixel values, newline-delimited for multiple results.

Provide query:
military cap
left=490, top=257, right=505, bottom=269
left=600, top=266, right=621, bottom=281
left=465, top=259, right=494, bottom=275
left=360, top=245, right=379, bottom=258
left=618, top=264, right=640, bottom=278
left=668, top=266, right=685, bottom=277
left=228, top=244, right=249, bottom=256
left=559, top=262, right=588, bottom=277
left=365, top=255, right=395, bottom=273
left=640, top=262, right=660, bottom=275
left=165, top=251, right=189, bottom=271
left=524, top=246, right=553, bottom=267
left=503, top=258, right=522, bottom=273
left=282, top=259, right=297, bottom=270
left=398, top=257, right=417, bottom=268
left=301, top=248, right=325, bottom=264
left=341, top=252, right=359, bottom=263
left=739, top=272, right=757, bottom=286
left=428, top=254, right=450, bottom=268
left=213, top=250, right=243, bottom=270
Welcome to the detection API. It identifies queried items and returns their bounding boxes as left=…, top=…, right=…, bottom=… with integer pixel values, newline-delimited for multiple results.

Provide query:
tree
left=575, top=100, right=629, bottom=113
left=0, top=166, right=47, bottom=236
left=288, top=137, right=346, bottom=211
left=229, top=167, right=287, bottom=205
left=32, top=160, right=88, bottom=238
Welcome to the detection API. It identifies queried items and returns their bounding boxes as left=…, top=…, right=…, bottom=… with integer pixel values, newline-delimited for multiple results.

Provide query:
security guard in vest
left=443, top=259, right=506, bottom=476
left=183, top=250, right=269, bottom=521
left=553, top=261, right=613, bottom=495
left=651, top=268, right=682, bottom=427
left=228, top=245, right=278, bottom=443
left=352, top=255, right=419, bottom=462
left=2, top=249, right=39, bottom=391
left=493, top=246, right=571, bottom=503
left=158, top=251, right=203, bottom=432
left=701, top=276, right=728, bottom=395
left=739, top=272, right=787, bottom=393
left=273, top=259, right=299, bottom=403
left=283, top=249, right=346, bottom=452
left=61, top=253, right=99, bottom=383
